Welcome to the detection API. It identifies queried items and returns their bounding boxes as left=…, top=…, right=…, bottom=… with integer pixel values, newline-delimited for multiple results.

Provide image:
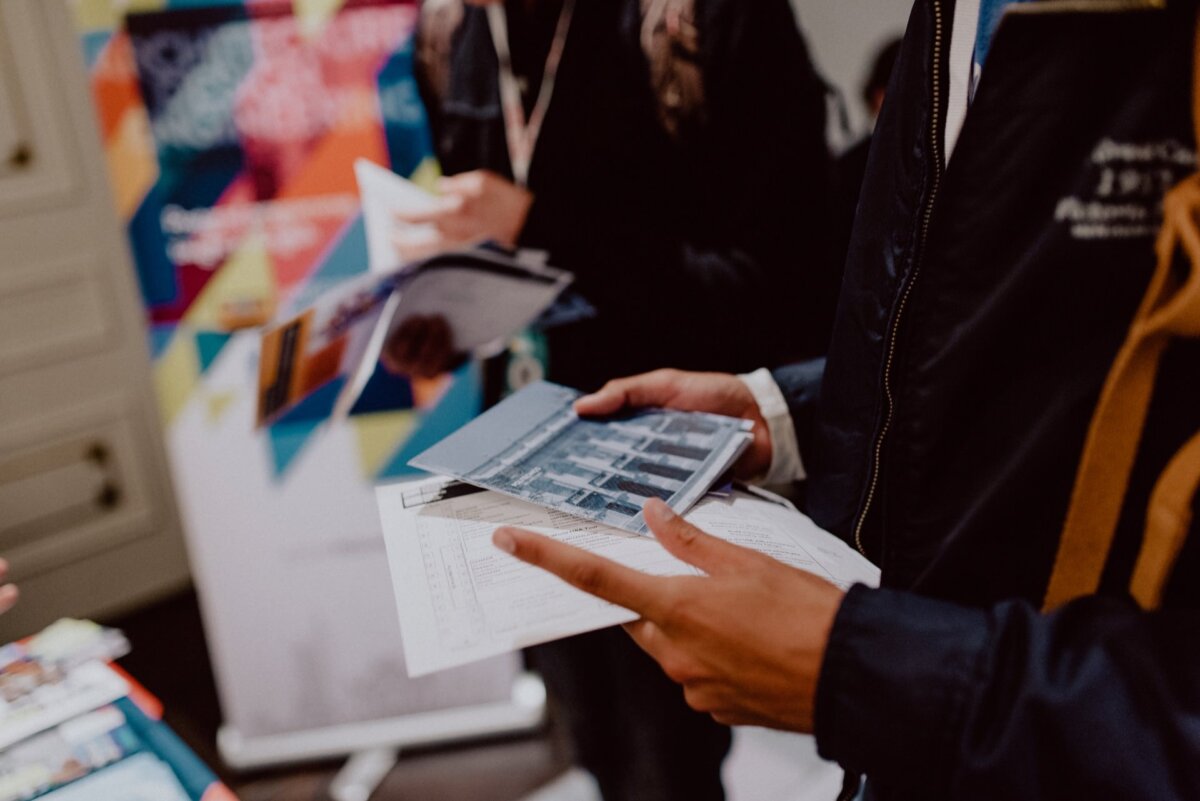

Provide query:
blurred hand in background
left=0, top=558, right=19, bottom=615
left=392, top=170, right=532, bottom=262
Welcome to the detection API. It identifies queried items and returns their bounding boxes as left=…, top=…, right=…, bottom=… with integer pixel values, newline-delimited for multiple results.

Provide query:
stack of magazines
left=0, top=620, right=227, bottom=801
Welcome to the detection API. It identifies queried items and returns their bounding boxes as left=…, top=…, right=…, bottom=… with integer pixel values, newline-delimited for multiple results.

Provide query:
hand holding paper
left=494, top=497, right=845, bottom=732
left=375, top=477, right=878, bottom=677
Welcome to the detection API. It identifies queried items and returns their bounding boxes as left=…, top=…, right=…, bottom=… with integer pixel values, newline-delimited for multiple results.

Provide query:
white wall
left=791, top=0, right=913, bottom=149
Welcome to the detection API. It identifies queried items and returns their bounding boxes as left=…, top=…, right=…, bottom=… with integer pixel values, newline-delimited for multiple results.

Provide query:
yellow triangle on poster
left=155, top=331, right=201, bottom=426
left=206, top=391, right=238, bottom=425
left=183, top=231, right=277, bottom=331
left=351, top=410, right=417, bottom=478
left=72, top=0, right=167, bottom=33
left=106, top=109, right=158, bottom=220
left=409, top=157, right=442, bottom=194
left=294, top=0, right=345, bottom=39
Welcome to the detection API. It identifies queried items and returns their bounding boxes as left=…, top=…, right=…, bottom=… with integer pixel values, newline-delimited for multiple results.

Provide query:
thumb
left=573, top=370, right=680, bottom=417
left=574, top=385, right=628, bottom=417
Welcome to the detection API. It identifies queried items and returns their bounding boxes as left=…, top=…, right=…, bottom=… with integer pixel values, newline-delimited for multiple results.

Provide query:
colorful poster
left=74, top=0, right=476, bottom=481
left=70, top=1, right=525, bottom=756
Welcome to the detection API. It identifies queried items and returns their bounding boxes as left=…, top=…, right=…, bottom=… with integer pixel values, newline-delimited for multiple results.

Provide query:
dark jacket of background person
left=417, top=0, right=836, bottom=393
left=769, top=1, right=1200, bottom=799
left=834, top=37, right=902, bottom=267
left=413, top=2, right=835, bottom=800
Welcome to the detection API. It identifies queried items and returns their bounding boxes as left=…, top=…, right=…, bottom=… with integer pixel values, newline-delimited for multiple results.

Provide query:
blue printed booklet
left=409, top=381, right=753, bottom=534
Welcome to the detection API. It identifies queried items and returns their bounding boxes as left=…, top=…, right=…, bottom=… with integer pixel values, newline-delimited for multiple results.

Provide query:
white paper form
left=377, top=478, right=880, bottom=677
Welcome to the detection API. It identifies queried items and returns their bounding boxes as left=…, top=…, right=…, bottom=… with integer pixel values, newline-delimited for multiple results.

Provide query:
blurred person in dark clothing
left=382, top=0, right=837, bottom=799
left=834, top=36, right=901, bottom=262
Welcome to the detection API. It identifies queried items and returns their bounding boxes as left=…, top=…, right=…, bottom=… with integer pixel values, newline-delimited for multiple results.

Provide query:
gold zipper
left=851, top=0, right=946, bottom=557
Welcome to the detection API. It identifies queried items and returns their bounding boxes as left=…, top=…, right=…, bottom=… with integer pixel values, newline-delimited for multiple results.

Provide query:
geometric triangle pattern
left=183, top=231, right=277, bottom=331
left=377, top=362, right=482, bottom=480
left=284, top=214, right=370, bottom=312
left=293, top=0, right=345, bottom=39
left=266, top=418, right=325, bottom=480
left=350, top=409, right=417, bottom=479
left=265, top=377, right=345, bottom=479
left=148, top=324, right=176, bottom=361
left=195, top=331, right=233, bottom=375
left=347, top=364, right=414, bottom=416
left=154, top=330, right=201, bottom=426
left=205, top=391, right=238, bottom=425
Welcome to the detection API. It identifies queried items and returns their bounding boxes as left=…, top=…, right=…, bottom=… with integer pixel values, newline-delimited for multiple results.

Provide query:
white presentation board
left=169, top=335, right=542, bottom=768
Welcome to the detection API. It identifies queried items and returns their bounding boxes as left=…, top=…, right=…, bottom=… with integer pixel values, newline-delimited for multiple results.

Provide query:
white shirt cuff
left=738, top=368, right=806, bottom=485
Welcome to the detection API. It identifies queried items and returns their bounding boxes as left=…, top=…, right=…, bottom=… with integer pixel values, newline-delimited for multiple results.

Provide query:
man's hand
left=493, top=498, right=845, bottom=731
left=0, top=559, right=18, bottom=616
left=575, top=370, right=772, bottom=480
left=393, top=170, right=532, bottom=261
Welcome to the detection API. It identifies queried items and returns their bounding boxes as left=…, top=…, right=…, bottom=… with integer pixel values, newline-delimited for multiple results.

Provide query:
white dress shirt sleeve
left=738, top=368, right=806, bottom=485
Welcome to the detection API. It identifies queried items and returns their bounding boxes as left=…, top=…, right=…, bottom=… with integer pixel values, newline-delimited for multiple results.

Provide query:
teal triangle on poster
left=166, top=0, right=245, bottom=9
left=148, top=325, right=176, bottom=361
left=377, top=362, right=483, bottom=480
left=377, top=41, right=436, bottom=177
left=266, top=378, right=346, bottom=479
left=348, top=362, right=414, bottom=416
left=195, top=331, right=232, bottom=374
left=82, top=31, right=111, bottom=71
left=286, top=215, right=370, bottom=311
left=267, top=421, right=321, bottom=480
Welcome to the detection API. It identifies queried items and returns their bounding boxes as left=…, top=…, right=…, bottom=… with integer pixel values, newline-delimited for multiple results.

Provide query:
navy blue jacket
left=774, top=2, right=1200, bottom=798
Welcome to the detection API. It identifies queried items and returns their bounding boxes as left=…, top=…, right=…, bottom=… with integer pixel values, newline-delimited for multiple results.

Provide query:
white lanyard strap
left=486, top=0, right=576, bottom=187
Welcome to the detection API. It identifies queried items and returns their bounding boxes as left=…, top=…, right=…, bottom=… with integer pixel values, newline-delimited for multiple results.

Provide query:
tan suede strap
left=1043, top=173, right=1200, bottom=611
left=1042, top=15, right=1200, bottom=611
left=1132, top=430, right=1200, bottom=608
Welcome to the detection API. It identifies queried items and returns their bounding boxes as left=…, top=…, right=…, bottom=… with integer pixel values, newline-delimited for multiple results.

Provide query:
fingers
left=623, top=618, right=670, bottom=661
left=394, top=195, right=464, bottom=226
left=494, top=527, right=667, bottom=618
left=643, top=499, right=756, bottom=576
left=437, top=171, right=487, bottom=195
left=573, top=370, right=680, bottom=417
left=0, top=584, right=17, bottom=615
left=0, top=563, right=18, bottom=615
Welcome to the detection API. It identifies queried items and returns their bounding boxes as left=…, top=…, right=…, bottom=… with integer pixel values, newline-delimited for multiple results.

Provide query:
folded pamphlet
left=255, top=159, right=579, bottom=427
left=255, top=248, right=573, bottom=426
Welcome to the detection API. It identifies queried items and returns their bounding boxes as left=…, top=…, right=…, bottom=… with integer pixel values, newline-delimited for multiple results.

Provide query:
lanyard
left=486, top=0, right=576, bottom=187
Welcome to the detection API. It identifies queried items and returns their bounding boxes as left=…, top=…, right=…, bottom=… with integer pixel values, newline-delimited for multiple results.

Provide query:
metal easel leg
left=329, top=747, right=400, bottom=801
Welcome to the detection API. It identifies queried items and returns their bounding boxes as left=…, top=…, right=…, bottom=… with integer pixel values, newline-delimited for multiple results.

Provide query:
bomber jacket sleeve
left=815, top=586, right=1200, bottom=799
left=519, top=0, right=838, bottom=368
left=770, top=358, right=824, bottom=465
